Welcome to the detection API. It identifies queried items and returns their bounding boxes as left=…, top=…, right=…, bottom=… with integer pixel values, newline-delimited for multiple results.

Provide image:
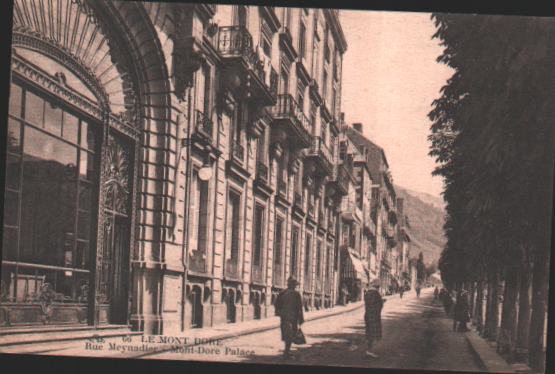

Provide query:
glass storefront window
left=1, top=82, right=99, bottom=305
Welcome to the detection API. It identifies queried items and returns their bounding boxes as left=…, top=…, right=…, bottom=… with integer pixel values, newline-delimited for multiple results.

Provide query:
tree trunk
left=474, top=279, right=484, bottom=333
left=497, top=266, right=519, bottom=362
left=528, top=250, right=550, bottom=372
left=515, top=250, right=531, bottom=363
left=469, top=281, right=476, bottom=321
left=484, top=271, right=499, bottom=341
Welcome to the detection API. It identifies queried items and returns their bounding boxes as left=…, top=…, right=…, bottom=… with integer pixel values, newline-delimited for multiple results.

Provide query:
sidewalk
left=464, top=325, right=535, bottom=374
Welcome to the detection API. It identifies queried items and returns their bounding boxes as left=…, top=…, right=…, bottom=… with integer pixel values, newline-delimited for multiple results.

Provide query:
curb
left=131, top=300, right=366, bottom=359
left=464, top=327, right=518, bottom=374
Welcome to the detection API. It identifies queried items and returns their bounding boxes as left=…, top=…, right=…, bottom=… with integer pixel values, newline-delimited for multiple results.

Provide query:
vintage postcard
left=1, top=1, right=553, bottom=373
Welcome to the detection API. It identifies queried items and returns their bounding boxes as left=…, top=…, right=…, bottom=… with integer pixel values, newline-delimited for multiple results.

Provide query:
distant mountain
left=395, top=185, right=446, bottom=266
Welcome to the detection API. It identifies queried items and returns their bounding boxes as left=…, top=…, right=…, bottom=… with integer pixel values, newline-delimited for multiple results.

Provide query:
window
left=297, top=84, right=305, bottom=113
left=316, top=242, right=322, bottom=279
left=322, top=70, right=328, bottom=101
left=310, top=102, right=317, bottom=133
left=304, top=234, right=312, bottom=285
left=252, top=204, right=265, bottom=267
left=235, top=5, right=248, bottom=27
left=280, top=66, right=290, bottom=95
left=2, top=82, right=99, bottom=302
left=257, top=128, right=267, bottom=165
left=290, top=227, right=299, bottom=277
left=202, top=63, right=211, bottom=116
left=299, top=21, right=306, bottom=59
left=228, top=191, right=241, bottom=262
left=274, top=218, right=284, bottom=266
left=193, top=171, right=209, bottom=254
left=260, top=18, right=272, bottom=58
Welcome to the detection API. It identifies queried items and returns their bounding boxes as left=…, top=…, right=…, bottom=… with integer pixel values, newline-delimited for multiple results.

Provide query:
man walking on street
left=415, top=284, right=421, bottom=298
left=274, top=276, right=304, bottom=358
left=453, top=290, right=470, bottom=332
left=434, top=286, right=439, bottom=300
left=364, top=279, right=384, bottom=358
left=399, top=285, right=404, bottom=299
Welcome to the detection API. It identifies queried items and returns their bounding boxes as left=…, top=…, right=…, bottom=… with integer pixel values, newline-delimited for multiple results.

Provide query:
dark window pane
left=20, top=127, right=78, bottom=267
left=79, top=151, right=95, bottom=181
left=78, top=180, right=92, bottom=212
left=44, top=102, right=62, bottom=136
left=9, top=83, right=22, bottom=117
left=76, top=240, right=89, bottom=269
left=3, top=190, right=19, bottom=226
left=24, top=90, right=44, bottom=126
left=7, top=118, right=21, bottom=154
left=1, top=226, right=18, bottom=260
left=63, top=112, right=79, bottom=144
left=77, top=210, right=90, bottom=240
left=5, top=153, right=21, bottom=190
left=80, top=121, right=95, bottom=150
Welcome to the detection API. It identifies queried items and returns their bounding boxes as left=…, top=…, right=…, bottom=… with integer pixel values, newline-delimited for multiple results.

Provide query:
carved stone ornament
left=173, top=36, right=203, bottom=101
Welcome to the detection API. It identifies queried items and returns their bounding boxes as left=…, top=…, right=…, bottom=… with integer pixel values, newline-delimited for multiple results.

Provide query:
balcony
left=340, top=198, right=361, bottom=222
left=193, top=109, right=213, bottom=144
left=306, top=136, right=334, bottom=176
left=364, top=217, right=377, bottom=237
left=255, top=161, right=269, bottom=185
left=189, top=250, right=207, bottom=274
left=327, top=163, right=350, bottom=197
left=270, top=94, right=312, bottom=149
left=252, top=265, right=264, bottom=284
left=217, top=26, right=275, bottom=106
left=225, top=258, right=240, bottom=280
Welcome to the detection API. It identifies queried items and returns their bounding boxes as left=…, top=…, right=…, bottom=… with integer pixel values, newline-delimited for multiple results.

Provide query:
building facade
left=0, top=1, right=353, bottom=334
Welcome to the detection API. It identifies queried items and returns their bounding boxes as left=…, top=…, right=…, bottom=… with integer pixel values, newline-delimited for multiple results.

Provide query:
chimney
left=353, top=123, right=363, bottom=133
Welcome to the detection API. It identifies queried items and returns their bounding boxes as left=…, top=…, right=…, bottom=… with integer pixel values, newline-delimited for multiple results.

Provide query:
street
left=149, top=288, right=484, bottom=372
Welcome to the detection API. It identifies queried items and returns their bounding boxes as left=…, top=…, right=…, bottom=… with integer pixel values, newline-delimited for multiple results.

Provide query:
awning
left=343, top=249, right=369, bottom=285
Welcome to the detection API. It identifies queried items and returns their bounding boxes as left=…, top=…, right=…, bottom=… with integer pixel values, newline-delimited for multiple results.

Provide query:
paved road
left=151, top=288, right=485, bottom=372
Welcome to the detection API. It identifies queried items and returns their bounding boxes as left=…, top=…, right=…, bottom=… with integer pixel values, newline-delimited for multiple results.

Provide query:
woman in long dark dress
left=453, top=290, right=470, bottom=332
left=364, top=279, right=384, bottom=358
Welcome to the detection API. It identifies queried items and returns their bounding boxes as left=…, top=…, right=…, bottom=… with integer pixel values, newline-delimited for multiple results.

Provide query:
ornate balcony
left=306, top=136, right=334, bottom=176
left=340, top=198, right=359, bottom=222
left=270, top=94, right=312, bottom=149
left=217, top=26, right=275, bottom=106
left=189, top=250, right=207, bottom=274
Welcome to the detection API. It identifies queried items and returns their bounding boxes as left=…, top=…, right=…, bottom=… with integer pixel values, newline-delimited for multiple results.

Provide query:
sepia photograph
left=0, top=1, right=553, bottom=373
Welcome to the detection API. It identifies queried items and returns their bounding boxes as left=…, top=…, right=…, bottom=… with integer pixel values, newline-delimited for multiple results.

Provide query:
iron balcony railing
left=231, top=140, right=244, bottom=163
left=335, top=163, right=350, bottom=192
left=225, top=258, right=240, bottom=279
left=270, top=94, right=312, bottom=140
left=309, top=136, right=333, bottom=170
left=217, top=26, right=265, bottom=83
left=189, top=250, right=207, bottom=273
left=195, top=110, right=213, bottom=140
left=256, top=161, right=269, bottom=184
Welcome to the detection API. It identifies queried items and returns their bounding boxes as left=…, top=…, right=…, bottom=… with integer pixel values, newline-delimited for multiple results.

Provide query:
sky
left=340, top=10, right=454, bottom=198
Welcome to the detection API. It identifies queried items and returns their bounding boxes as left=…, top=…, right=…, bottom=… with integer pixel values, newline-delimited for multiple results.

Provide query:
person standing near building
left=453, top=290, right=470, bottom=332
left=399, top=285, right=404, bottom=299
left=415, top=284, right=421, bottom=298
left=434, top=286, right=439, bottom=300
left=364, top=279, right=385, bottom=358
left=274, top=276, right=305, bottom=358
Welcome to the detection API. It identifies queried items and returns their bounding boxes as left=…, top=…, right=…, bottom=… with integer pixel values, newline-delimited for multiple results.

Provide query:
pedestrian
left=453, top=290, right=470, bottom=332
left=274, top=276, right=305, bottom=358
left=399, top=286, right=404, bottom=299
left=415, top=284, right=421, bottom=298
left=364, top=279, right=385, bottom=358
left=434, top=286, right=439, bottom=300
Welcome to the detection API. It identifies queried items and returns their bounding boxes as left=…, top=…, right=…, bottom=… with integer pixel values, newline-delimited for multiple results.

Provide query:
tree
left=429, top=14, right=555, bottom=370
